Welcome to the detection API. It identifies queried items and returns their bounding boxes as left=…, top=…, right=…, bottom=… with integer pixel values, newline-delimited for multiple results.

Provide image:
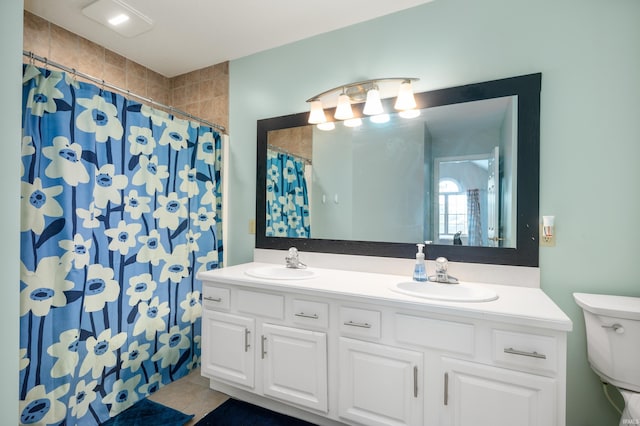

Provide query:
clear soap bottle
left=413, top=243, right=427, bottom=282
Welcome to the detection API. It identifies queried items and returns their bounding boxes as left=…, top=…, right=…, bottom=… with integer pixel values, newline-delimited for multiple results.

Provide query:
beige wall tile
left=104, top=63, right=126, bottom=88
left=50, top=25, right=79, bottom=68
left=105, top=49, right=126, bottom=70
left=23, top=11, right=49, bottom=57
left=23, top=11, right=227, bottom=133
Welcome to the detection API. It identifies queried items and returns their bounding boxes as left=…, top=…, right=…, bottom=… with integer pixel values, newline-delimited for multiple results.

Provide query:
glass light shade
left=370, top=113, right=390, bottom=124
left=394, top=80, right=417, bottom=111
left=334, top=94, right=354, bottom=120
left=316, top=122, right=335, bottom=131
left=363, top=89, right=384, bottom=116
left=343, top=118, right=362, bottom=127
left=399, top=109, right=421, bottom=119
left=308, top=100, right=327, bottom=124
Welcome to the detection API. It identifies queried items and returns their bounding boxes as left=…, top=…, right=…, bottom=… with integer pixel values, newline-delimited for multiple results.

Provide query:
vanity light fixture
left=306, top=77, right=420, bottom=127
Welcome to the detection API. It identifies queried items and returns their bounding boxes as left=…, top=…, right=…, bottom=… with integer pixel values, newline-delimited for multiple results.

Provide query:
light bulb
left=334, top=93, right=354, bottom=120
left=370, top=114, right=390, bottom=124
left=316, top=122, right=335, bottom=131
left=394, top=80, right=417, bottom=111
left=399, top=109, right=420, bottom=119
left=343, top=118, right=362, bottom=127
left=308, top=100, right=327, bottom=124
left=363, top=88, right=384, bottom=116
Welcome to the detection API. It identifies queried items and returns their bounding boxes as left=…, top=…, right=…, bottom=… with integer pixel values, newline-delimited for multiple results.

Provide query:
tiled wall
left=268, top=126, right=313, bottom=162
left=23, top=11, right=229, bottom=132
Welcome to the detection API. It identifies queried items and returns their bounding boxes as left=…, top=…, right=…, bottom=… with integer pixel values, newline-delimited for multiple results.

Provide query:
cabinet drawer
left=492, top=329, right=558, bottom=374
left=202, top=286, right=230, bottom=310
left=291, top=299, right=329, bottom=329
left=237, top=290, right=284, bottom=319
left=339, top=307, right=381, bottom=339
left=395, top=314, right=475, bottom=356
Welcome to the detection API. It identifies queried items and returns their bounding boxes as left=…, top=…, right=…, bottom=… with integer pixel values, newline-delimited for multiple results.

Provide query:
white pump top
left=416, top=243, right=425, bottom=260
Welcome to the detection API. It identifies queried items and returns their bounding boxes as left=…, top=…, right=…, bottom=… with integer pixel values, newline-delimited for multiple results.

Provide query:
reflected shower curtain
left=265, top=150, right=310, bottom=238
left=467, top=188, right=482, bottom=246
left=19, top=64, right=223, bottom=425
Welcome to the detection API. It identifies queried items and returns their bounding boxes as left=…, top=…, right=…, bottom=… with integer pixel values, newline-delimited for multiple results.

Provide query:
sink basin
left=245, top=266, right=318, bottom=280
left=392, top=281, right=498, bottom=302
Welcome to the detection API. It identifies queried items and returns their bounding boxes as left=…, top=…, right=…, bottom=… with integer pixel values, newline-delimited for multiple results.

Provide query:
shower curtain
left=467, top=188, right=482, bottom=246
left=19, top=64, right=223, bottom=425
left=265, top=150, right=310, bottom=238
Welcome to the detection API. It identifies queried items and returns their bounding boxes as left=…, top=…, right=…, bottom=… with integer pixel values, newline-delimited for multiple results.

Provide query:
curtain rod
left=23, top=50, right=226, bottom=134
left=267, top=144, right=312, bottom=164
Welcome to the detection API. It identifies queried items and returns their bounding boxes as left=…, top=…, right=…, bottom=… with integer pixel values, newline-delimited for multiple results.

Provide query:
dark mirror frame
left=256, top=73, right=541, bottom=267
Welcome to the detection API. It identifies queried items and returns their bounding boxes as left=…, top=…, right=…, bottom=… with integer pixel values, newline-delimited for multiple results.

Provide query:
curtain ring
left=29, top=52, right=35, bottom=65
left=71, top=68, right=77, bottom=82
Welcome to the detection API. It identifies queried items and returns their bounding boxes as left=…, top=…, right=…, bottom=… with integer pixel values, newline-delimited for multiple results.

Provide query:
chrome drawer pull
left=413, top=366, right=418, bottom=398
left=244, top=328, right=251, bottom=352
left=344, top=320, right=372, bottom=329
left=294, top=312, right=319, bottom=319
left=261, top=335, right=267, bottom=359
left=504, top=347, right=547, bottom=359
left=444, top=372, right=449, bottom=406
left=203, top=296, right=222, bottom=302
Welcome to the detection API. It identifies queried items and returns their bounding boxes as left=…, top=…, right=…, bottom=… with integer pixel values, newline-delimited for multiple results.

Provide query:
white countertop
left=197, top=262, right=572, bottom=332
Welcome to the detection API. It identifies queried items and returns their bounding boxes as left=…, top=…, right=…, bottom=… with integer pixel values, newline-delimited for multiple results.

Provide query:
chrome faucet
left=285, top=247, right=307, bottom=269
left=429, top=257, right=459, bottom=284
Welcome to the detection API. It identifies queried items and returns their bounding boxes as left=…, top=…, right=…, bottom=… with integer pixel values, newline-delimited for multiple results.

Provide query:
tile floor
left=147, top=369, right=229, bottom=425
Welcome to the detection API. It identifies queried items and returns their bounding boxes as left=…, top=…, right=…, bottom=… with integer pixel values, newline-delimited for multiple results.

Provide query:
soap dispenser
left=413, top=243, right=427, bottom=282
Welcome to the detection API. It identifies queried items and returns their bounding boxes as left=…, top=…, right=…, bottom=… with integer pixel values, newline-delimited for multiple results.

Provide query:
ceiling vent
left=81, top=0, right=153, bottom=38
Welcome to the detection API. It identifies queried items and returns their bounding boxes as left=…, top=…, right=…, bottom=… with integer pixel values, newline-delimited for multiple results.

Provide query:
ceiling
left=24, top=0, right=434, bottom=78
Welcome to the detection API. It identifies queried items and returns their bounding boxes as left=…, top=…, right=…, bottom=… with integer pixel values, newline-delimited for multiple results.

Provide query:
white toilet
left=574, top=292, right=640, bottom=425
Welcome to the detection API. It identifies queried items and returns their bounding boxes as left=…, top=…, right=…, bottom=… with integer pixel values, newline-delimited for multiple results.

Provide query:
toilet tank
left=574, top=293, right=640, bottom=392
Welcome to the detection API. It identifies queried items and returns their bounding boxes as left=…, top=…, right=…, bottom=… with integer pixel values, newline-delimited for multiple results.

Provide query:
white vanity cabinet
left=339, top=337, right=423, bottom=426
left=201, top=285, right=329, bottom=414
left=261, top=323, right=328, bottom=412
left=440, top=357, right=556, bottom=426
left=198, top=263, right=571, bottom=426
left=201, top=310, right=254, bottom=388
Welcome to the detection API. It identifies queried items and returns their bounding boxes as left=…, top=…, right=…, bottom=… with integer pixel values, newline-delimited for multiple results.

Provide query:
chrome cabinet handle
left=261, top=335, right=267, bottom=359
left=344, top=320, right=372, bottom=329
left=504, top=347, right=547, bottom=359
left=203, top=296, right=222, bottom=302
left=444, top=372, right=449, bottom=406
left=244, top=328, right=250, bottom=352
left=413, top=366, right=418, bottom=398
left=294, top=312, right=319, bottom=319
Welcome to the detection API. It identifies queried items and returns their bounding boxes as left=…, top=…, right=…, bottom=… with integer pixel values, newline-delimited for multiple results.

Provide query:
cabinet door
left=441, top=357, right=556, bottom=426
left=201, top=310, right=255, bottom=388
left=339, top=337, right=423, bottom=426
left=261, top=323, right=328, bottom=412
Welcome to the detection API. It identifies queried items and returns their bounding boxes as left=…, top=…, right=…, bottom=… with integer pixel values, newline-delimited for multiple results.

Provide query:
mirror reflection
left=266, top=96, right=516, bottom=248
left=256, top=73, right=541, bottom=266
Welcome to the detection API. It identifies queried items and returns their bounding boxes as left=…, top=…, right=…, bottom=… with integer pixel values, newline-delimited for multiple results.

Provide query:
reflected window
left=438, top=179, right=467, bottom=238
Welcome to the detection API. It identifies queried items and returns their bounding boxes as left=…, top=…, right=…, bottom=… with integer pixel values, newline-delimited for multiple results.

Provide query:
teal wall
left=1, top=0, right=23, bottom=422
left=228, top=0, right=640, bottom=425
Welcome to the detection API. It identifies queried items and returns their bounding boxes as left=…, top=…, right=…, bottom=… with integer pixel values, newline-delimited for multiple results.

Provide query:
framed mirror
left=256, top=73, right=541, bottom=266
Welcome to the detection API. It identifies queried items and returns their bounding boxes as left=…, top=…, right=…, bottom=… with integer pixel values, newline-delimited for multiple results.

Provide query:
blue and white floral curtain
left=19, top=64, right=223, bottom=426
left=265, top=150, right=310, bottom=238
